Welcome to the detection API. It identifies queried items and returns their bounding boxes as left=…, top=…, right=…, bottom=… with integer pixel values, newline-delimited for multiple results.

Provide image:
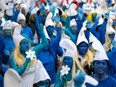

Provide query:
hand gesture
left=85, top=20, right=92, bottom=29
left=105, top=12, right=110, bottom=19
left=54, top=13, right=60, bottom=24
left=4, top=50, right=10, bottom=56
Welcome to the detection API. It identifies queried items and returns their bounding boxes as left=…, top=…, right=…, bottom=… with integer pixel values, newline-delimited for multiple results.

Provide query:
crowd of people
left=0, top=0, right=116, bottom=87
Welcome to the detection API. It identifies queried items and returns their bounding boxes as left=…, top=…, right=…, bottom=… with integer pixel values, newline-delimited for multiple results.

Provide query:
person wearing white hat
left=55, top=38, right=98, bottom=87
left=17, top=12, right=34, bottom=46
left=37, top=12, right=63, bottom=85
left=64, top=18, right=78, bottom=44
left=8, top=23, right=50, bottom=87
left=86, top=49, right=116, bottom=87
left=103, top=18, right=116, bottom=52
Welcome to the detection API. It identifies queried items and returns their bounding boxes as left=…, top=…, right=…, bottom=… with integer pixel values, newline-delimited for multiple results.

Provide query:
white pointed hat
left=106, top=19, right=115, bottom=34
left=82, top=3, right=93, bottom=15
left=94, top=50, right=109, bottom=61
left=76, top=27, right=88, bottom=46
left=2, top=20, right=13, bottom=30
left=6, top=2, right=14, bottom=16
left=13, top=25, right=25, bottom=46
left=17, top=13, right=26, bottom=22
left=68, top=3, right=77, bottom=16
left=45, top=12, right=54, bottom=28
left=70, top=19, right=77, bottom=27
left=31, top=7, right=39, bottom=15
left=60, top=38, right=78, bottom=58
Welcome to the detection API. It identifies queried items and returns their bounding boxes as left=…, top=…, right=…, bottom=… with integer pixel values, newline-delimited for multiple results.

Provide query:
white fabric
left=0, top=1, right=8, bottom=11
left=17, top=13, right=26, bottom=22
left=82, top=3, right=93, bottom=15
left=4, top=69, right=22, bottom=87
left=81, top=75, right=98, bottom=87
left=76, top=27, right=88, bottom=46
left=60, top=38, right=77, bottom=58
left=13, top=25, right=25, bottom=46
left=98, top=17, right=104, bottom=26
left=21, top=60, right=50, bottom=87
left=106, top=19, right=115, bottom=34
left=2, top=20, right=13, bottom=30
left=45, top=12, right=54, bottom=27
left=94, top=50, right=109, bottom=61
left=70, top=19, right=77, bottom=27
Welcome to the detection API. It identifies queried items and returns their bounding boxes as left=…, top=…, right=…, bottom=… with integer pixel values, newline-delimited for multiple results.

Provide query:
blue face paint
left=63, top=56, right=73, bottom=68
left=77, top=42, right=88, bottom=57
left=108, top=33, right=115, bottom=41
left=92, top=13, right=97, bottom=22
left=46, top=26, right=54, bottom=36
left=86, top=20, right=92, bottom=29
left=70, top=26, right=77, bottom=33
left=4, top=29, right=12, bottom=36
left=20, top=39, right=30, bottom=53
left=94, top=60, right=108, bottom=74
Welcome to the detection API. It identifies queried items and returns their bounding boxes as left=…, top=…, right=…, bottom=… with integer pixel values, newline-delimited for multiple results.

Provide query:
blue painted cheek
left=108, top=34, right=115, bottom=41
left=4, top=30, right=12, bottom=36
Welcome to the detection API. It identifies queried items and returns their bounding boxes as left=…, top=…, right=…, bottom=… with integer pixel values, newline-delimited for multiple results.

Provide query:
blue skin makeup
left=70, top=26, right=77, bottom=34
left=94, top=60, right=108, bottom=74
left=63, top=56, right=73, bottom=68
left=108, top=33, right=115, bottom=41
left=77, top=42, right=88, bottom=58
left=20, top=39, right=30, bottom=54
left=46, top=25, right=54, bottom=36
left=4, top=29, right=12, bottom=36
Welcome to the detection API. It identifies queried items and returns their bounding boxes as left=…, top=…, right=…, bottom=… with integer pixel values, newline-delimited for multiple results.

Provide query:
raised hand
left=54, top=13, right=60, bottom=24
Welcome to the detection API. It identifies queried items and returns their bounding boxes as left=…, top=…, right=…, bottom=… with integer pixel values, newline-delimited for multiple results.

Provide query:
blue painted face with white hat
left=77, top=42, right=88, bottom=57
left=93, top=60, right=108, bottom=74
left=63, top=56, right=73, bottom=68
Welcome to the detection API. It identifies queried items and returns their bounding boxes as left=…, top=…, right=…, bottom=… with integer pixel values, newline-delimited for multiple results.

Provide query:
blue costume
left=37, top=26, right=62, bottom=84
left=107, top=47, right=116, bottom=79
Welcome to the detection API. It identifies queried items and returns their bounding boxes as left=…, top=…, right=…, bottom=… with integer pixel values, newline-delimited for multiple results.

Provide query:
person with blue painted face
left=86, top=50, right=116, bottom=87
left=55, top=38, right=85, bottom=87
left=37, top=13, right=63, bottom=86
left=8, top=24, right=50, bottom=87
left=103, top=19, right=116, bottom=52
left=17, top=13, right=34, bottom=46
left=1, top=21, right=15, bottom=64
left=64, top=18, right=78, bottom=44
left=76, top=30, right=93, bottom=75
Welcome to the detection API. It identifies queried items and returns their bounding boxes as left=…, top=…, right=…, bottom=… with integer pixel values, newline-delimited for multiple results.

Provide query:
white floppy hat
left=2, top=20, right=13, bottom=30
left=106, top=19, right=115, bottom=34
left=13, top=25, right=25, bottom=46
left=60, top=38, right=78, bottom=58
left=70, top=19, right=77, bottom=27
left=94, top=50, right=109, bottom=61
left=45, top=12, right=54, bottom=28
left=17, top=13, right=26, bottom=22
left=76, top=27, right=88, bottom=46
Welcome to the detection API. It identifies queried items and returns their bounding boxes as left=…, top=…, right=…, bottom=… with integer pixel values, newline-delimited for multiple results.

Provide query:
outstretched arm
left=33, top=17, right=48, bottom=56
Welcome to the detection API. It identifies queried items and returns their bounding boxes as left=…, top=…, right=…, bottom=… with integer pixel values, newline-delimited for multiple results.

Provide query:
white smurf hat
left=76, top=27, right=88, bottom=46
left=60, top=38, right=78, bottom=58
left=106, top=19, right=115, bottom=34
left=17, top=13, right=26, bottom=22
left=82, top=3, right=93, bottom=15
left=45, top=12, right=54, bottom=28
left=6, top=2, right=14, bottom=16
left=70, top=19, right=77, bottom=27
left=13, top=25, right=25, bottom=46
left=2, top=20, right=13, bottom=30
left=94, top=50, right=109, bottom=61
